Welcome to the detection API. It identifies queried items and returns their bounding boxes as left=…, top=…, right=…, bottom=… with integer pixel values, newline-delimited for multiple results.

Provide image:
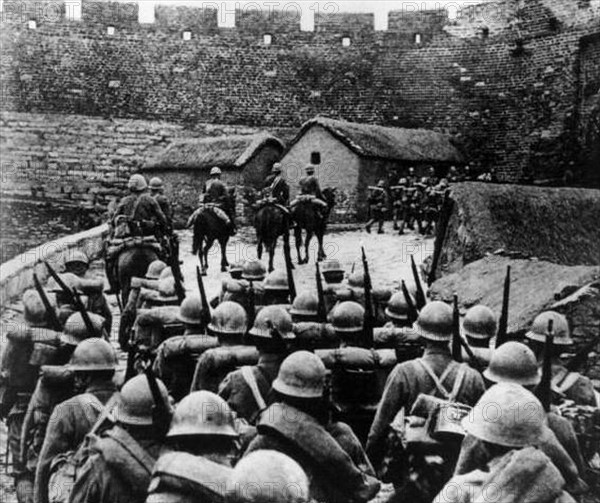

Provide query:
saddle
left=256, top=197, right=290, bottom=216
left=187, top=204, right=231, bottom=228
left=106, top=236, right=162, bottom=261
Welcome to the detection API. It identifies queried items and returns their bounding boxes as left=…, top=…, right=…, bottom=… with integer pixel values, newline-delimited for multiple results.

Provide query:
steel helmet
left=331, top=301, right=364, bottom=333
left=168, top=391, right=238, bottom=438
left=273, top=351, right=326, bottom=399
left=271, top=163, right=282, bottom=174
left=210, top=167, right=222, bottom=176
left=399, top=178, right=408, bottom=185
left=348, top=271, right=364, bottom=288
left=159, top=267, right=174, bottom=280
left=23, top=289, right=51, bottom=326
left=157, top=277, right=179, bottom=303
left=377, top=179, right=386, bottom=188
left=321, top=259, right=344, bottom=274
left=526, top=311, right=572, bottom=345
left=249, top=305, right=295, bottom=339
left=229, top=261, right=244, bottom=275
left=483, top=341, right=541, bottom=386
left=145, top=260, right=167, bottom=280
left=64, top=250, right=89, bottom=267
left=117, top=374, right=170, bottom=426
left=46, top=272, right=80, bottom=293
left=226, top=450, right=309, bottom=503
left=413, top=301, right=453, bottom=341
left=463, top=383, right=547, bottom=448
left=61, top=312, right=106, bottom=345
left=385, top=292, right=411, bottom=322
left=128, top=174, right=148, bottom=192
left=305, top=164, right=316, bottom=174
left=463, top=305, right=498, bottom=340
left=177, top=295, right=204, bottom=326
left=208, top=301, right=247, bottom=335
left=264, top=270, right=289, bottom=292
left=241, top=260, right=267, bottom=281
left=290, top=291, right=319, bottom=317
left=68, top=337, right=117, bottom=372
left=149, top=177, right=164, bottom=190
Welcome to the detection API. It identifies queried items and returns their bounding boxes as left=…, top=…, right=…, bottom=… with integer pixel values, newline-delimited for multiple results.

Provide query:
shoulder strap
left=130, top=194, right=145, bottom=220
left=448, top=364, right=467, bottom=402
left=241, top=366, right=267, bottom=410
left=552, top=370, right=581, bottom=395
left=416, top=359, right=457, bottom=400
left=76, top=393, right=105, bottom=425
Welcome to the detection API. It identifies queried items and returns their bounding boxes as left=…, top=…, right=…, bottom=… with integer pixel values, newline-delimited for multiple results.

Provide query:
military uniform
left=112, top=193, right=167, bottom=238
left=298, top=174, right=323, bottom=200
left=365, top=184, right=388, bottom=234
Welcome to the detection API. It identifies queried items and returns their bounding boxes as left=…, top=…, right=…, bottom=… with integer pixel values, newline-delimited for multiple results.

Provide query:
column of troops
left=2, top=225, right=599, bottom=502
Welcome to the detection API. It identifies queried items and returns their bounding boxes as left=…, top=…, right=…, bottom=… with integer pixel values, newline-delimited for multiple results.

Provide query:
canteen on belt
left=430, top=402, right=471, bottom=442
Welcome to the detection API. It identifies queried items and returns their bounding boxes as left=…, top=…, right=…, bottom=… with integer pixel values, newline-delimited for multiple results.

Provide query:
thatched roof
left=142, top=133, right=284, bottom=171
left=292, top=117, right=463, bottom=163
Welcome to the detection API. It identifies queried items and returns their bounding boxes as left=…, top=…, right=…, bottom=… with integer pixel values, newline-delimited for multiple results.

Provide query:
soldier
left=447, top=166, right=462, bottom=183
left=245, top=350, right=380, bottom=503
left=321, top=259, right=348, bottom=315
left=426, top=166, right=439, bottom=187
left=263, top=269, right=290, bottom=307
left=70, top=374, right=170, bottom=503
left=293, top=165, right=328, bottom=218
left=331, top=301, right=365, bottom=348
left=219, top=306, right=296, bottom=424
left=226, top=450, right=310, bottom=503
left=63, top=250, right=90, bottom=278
left=462, top=305, right=497, bottom=349
left=526, top=311, right=597, bottom=407
left=290, top=291, right=319, bottom=324
left=437, top=384, right=577, bottom=503
left=219, top=261, right=248, bottom=305
left=406, top=167, right=418, bottom=187
left=34, top=338, right=118, bottom=503
left=366, top=301, right=485, bottom=497
left=149, top=177, right=173, bottom=231
left=365, top=180, right=388, bottom=234
left=146, top=391, right=238, bottom=503
left=321, top=259, right=345, bottom=285
left=384, top=292, right=412, bottom=329
left=237, top=259, right=267, bottom=314
left=391, top=178, right=407, bottom=232
left=265, top=163, right=290, bottom=207
left=204, top=166, right=236, bottom=233
left=208, top=301, right=248, bottom=346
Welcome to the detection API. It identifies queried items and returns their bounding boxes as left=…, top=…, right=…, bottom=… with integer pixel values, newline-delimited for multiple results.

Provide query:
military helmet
left=413, top=301, right=453, bottom=341
left=157, top=277, right=178, bottom=303
left=177, top=295, right=204, bottom=326
left=241, top=260, right=267, bottom=281
left=463, top=383, right=547, bottom=448
left=462, top=305, right=497, bottom=340
left=526, top=311, right=572, bottom=345
left=46, top=272, right=80, bottom=293
left=23, top=289, right=51, bottom=326
left=226, top=450, right=309, bottom=503
left=128, top=174, right=148, bottom=192
left=249, top=305, right=295, bottom=340
left=64, top=250, right=89, bottom=267
left=347, top=271, right=364, bottom=289
left=68, top=337, right=118, bottom=372
left=61, top=312, right=106, bottom=345
left=229, top=261, right=244, bottom=275
left=263, top=270, right=289, bottom=292
left=272, top=351, right=326, bottom=399
left=377, top=179, right=386, bottom=188
left=483, top=341, right=541, bottom=386
left=305, top=164, right=316, bottom=174
left=399, top=177, right=408, bottom=185
left=321, top=259, right=344, bottom=274
left=210, top=167, right=222, bottom=176
left=331, top=301, right=364, bottom=333
left=385, top=291, right=411, bottom=322
left=145, top=260, right=167, bottom=280
left=289, top=291, right=319, bottom=317
left=149, top=177, right=164, bottom=190
left=271, top=163, right=282, bottom=174
left=208, top=301, right=247, bottom=335
left=159, top=267, right=174, bottom=280
left=117, top=374, right=170, bottom=426
left=167, top=391, right=238, bottom=438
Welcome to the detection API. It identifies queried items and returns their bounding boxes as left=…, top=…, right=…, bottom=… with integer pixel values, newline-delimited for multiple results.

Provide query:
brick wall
left=1, top=0, right=599, bottom=186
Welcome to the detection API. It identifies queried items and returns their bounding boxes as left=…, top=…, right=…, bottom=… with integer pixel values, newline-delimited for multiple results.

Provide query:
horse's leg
left=283, top=229, right=294, bottom=270
left=202, top=239, right=213, bottom=275
left=317, top=230, right=326, bottom=261
left=304, top=230, right=313, bottom=264
left=220, top=237, right=229, bottom=272
left=257, top=238, right=263, bottom=260
left=268, top=237, right=277, bottom=273
left=294, top=226, right=304, bottom=264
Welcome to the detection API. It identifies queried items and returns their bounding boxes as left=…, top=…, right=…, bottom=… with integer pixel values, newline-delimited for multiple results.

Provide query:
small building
left=142, top=133, right=284, bottom=226
left=280, top=117, right=464, bottom=221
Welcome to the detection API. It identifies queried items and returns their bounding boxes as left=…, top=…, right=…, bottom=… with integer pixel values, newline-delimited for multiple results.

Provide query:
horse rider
left=293, top=164, right=328, bottom=217
left=203, top=167, right=236, bottom=233
left=263, top=163, right=292, bottom=224
left=149, top=177, right=174, bottom=232
left=365, top=180, right=388, bottom=234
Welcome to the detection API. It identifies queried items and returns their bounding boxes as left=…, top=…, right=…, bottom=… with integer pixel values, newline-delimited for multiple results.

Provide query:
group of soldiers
left=2, top=229, right=599, bottom=503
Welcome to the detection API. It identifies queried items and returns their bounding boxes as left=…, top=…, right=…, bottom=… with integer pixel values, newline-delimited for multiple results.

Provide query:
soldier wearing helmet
left=146, top=391, right=238, bottom=503
left=70, top=374, right=169, bottom=503
left=208, top=301, right=247, bottom=346
left=320, top=260, right=349, bottom=315
left=246, top=351, right=380, bottom=503
left=227, top=450, right=310, bottom=503
left=438, top=384, right=576, bottom=503
left=35, top=338, right=118, bottom=503
left=462, top=305, right=497, bottom=349
left=365, top=179, right=388, bottom=234
left=263, top=269, right=291, bottom=307
left=224, top=260, right=266, bottom=315
left=219, top=261, right=249, bottom=306
left=264, top=163, right=290, bottom=208
left=149, top=176, right=173, bottom=231
left=203, top=167, right=236, bottom=233
left=63, top=250, right=90, bottom=277
left=526, top=311, right=597, bottom=407
left=331, top=301, right=364, bottom=347
left=218, top=306, right=296, bottom=424
left=366, top=301, right=485, bottom=489
left=291, top=165, right=328, bottom=218
left=290, top=291, right=319, bottom=323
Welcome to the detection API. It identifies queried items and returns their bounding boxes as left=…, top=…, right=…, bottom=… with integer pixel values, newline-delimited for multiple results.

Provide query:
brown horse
left=254, top=202, right=292, bottom=272
left=291, top=187, right=336, bottom=264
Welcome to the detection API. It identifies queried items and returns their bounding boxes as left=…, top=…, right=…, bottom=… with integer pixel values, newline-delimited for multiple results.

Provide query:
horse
left=190, top=211, right=232, bottom=276
left=254, top=201, right=292, bottom=272
left=115, top=245, right=160, bottom=305
left=291, top=187, right=337, bottom=264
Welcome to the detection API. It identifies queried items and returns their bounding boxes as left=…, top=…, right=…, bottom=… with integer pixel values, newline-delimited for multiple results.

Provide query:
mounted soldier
left=264, top=163, right=290, bottom=207
left=149, top=177, right=173, bottom=231
left=146, top=391, right=238, bottom=503
left=202, top=166, right=236, bottom=234
left=365, top=180, right=388, bottom=234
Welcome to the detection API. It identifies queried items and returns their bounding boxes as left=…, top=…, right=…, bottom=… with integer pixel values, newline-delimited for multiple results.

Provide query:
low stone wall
left=0, top=224, right=108, bottom=305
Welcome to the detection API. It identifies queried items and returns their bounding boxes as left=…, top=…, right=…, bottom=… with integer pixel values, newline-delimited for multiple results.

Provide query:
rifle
left=247, top=281, right=256, bottom=331
left=537, top=319, right=554, bottom=412
left=410, top=255, right=427, bottom=310
left=361, top=246, right=374, bottom=348
left=401, top=280, right=419, bottom=324
left=44, top=262, right=101, bottom=339
left=33, top=273, right=62, bottom=331
left=428, top=191, right=453, bottom=286
left=316, top=262, right=327, bottom=323
left=496, top=265, right=511, bottom=348
left=451, top=294, right=463, bottom=362
left=284, top=236, right=297, bottom=303
left=196, top=265, right=211, bottom=331
left=144, top=365, right=172, bottom=439
left=567, top=330, right=600, bottom=372
left=168, top=235, right=186, bottom=303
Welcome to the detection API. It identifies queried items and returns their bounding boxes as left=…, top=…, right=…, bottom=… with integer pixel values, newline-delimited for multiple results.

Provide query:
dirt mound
left=436, top=183, right=600, bottom=277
